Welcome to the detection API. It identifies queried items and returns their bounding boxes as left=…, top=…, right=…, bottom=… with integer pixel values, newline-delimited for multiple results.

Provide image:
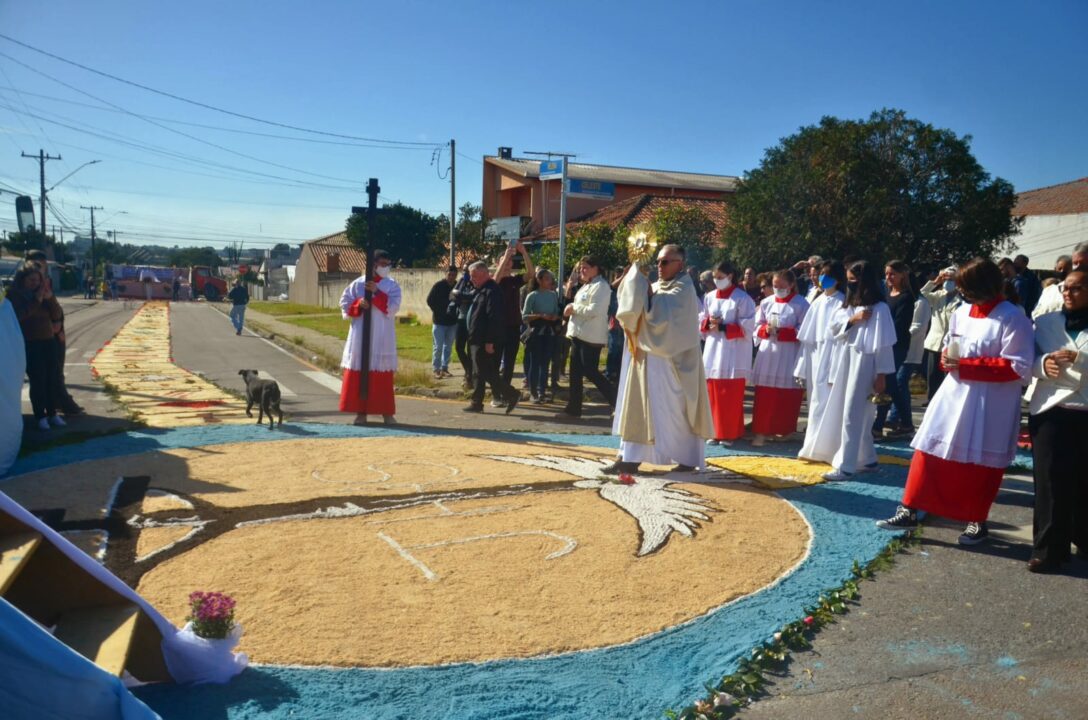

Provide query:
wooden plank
left=0, top=531, right=42, bottom=596
left=54, top=604, right=140, bottom=676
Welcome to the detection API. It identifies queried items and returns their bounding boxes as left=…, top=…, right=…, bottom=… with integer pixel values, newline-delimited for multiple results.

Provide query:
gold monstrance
left=626, top=223, right=659, bottom=267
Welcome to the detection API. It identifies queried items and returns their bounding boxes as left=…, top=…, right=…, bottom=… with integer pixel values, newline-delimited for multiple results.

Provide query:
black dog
left=238, top=369, right=283, bottom=430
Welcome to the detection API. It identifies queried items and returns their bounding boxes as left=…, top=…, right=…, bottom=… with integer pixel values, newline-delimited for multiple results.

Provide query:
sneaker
left=49, top=415, right=67, bottom=427
left=505, top=393, right=519, bottom=415
left=876, top=505, right=919, bottom=530
left=706, top=439, right=721, bottom=446
left=857, top=462, right=879, bottom=474
left=958, top=521, right=989, bottom=546
left=822, top=468, right=854, bottom=481
left=601, top=460, right=640, bottom=476
left=462, top=404, right=484, bottom=413
left=490, top=399, right=507, bottom=408
left=382, top=415, right=397, bottom=425
left=37, top=417, right=51, bottom=431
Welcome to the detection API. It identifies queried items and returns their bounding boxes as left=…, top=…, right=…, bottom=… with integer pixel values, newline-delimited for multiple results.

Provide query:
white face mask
left=943, top=280, right=956, bottom=293
left=773, top=287, right=791, bottom=299
left=375, top=265, right=392, bottom=278
left=714, top=277, right=732, bottom=290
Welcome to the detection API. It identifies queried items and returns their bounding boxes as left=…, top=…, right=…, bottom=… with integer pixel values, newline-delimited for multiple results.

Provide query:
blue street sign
left=539, top=159, right=564, bottom=179
left=567, top=178, right=615, bottom=200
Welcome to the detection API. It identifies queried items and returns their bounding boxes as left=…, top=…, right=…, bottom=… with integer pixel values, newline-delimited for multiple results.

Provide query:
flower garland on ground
left=666, top=531, right=921, bottom=720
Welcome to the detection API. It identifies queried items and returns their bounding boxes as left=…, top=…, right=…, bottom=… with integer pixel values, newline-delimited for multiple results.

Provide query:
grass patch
left=249, top=301, right=339, bottom=316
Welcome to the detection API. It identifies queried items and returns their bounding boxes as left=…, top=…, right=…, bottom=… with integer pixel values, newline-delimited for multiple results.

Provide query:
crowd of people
left=409, top=241, right=1087, bottom=574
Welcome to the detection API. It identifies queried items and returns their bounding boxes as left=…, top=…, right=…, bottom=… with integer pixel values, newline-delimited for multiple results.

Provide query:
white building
left=1012, top=177, right=1088, bottom=270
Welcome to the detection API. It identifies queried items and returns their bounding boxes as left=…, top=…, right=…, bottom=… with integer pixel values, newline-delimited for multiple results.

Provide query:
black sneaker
left=505, top=393, right=520, bottom=415
left=958, top=521, right=989, bottom=546
left=462, top=404, right=484, bottom=413
left=876, top=505, right=919, bottom=530
left=600, top=460, right=639, bottom=475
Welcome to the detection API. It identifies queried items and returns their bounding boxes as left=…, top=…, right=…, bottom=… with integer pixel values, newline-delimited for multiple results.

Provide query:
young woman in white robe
left=878, top=258, right=1034, bottom=545
left=751, top=270, right=809, bottom=446
left=701, top=261, right=756, bottom=445
left=795, top=260, right=847, bottom=462
left=339, top=250, right=402, bottom=424
left=820, top=261, right=897, bottom=480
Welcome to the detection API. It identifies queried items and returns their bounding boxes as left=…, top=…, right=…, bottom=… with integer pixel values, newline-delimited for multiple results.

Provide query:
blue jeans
left=431, top=323, right=456, bottom=372
left=525, top=332, right=556, bottom=398
left=229, top=304, right=246, bottom=333
left=885, top=362, right=918, bottom=429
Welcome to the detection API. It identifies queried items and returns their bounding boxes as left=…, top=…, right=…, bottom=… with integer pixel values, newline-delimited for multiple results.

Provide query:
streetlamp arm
left=47, top=159, right=101, bottom=193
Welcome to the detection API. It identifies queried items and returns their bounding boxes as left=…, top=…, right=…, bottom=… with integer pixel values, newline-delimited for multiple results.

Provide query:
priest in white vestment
left=339, top=250, right=402, bottom=425
left=605, top=244, right=713, bottom=474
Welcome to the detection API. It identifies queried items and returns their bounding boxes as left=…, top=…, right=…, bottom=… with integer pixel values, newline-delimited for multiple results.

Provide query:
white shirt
left=751, top=293, right=809, bottom=388
left=566, top=275, right=611, bottom=345
left=339, top=275, right=402, bottom=372
left=701, top=287, right=757, bottom=380
left=1029, top=311, right=1088, bottom=414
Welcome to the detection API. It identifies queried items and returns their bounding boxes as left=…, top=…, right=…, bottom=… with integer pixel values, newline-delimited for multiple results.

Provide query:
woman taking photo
left=561, top=256, right=616, bottom=418
left=873, top=260, right=919, bottom=438
left=6, top=267, right=64, bottom=431
left=795, top=260, right=847, bottom=462
left=878, top=258, right=1034, bottom=545
left=751, top=269, right=809, bottom=446
left=820, top=260, right=897, bottom=480
left=701, top=260, right=756, bottom=445
left=522, top=269, right=561, bottom=404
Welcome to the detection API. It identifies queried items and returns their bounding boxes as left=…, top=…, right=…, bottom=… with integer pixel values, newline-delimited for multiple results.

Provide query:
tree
left=346, top=202, right=441, bottom=268
left=2, top=228, right=51, bottom=256
left=650, top=204, right=720, bottom=271
left=722, top=108, right=1020, bottom=270
left=429, top=202, right=505, bottom=268
left=270, top=243, right=293, bottom=258
left=534, top=222, right=629, bottom=280
left=167, top=246, right=223, bottom=268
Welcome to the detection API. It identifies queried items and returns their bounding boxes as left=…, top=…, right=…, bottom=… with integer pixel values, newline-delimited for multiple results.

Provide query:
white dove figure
left=484, top=454, right=714, bottom=556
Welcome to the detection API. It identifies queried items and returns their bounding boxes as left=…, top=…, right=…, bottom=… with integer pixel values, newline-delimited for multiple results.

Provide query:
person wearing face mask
left=795, top=260, right=847, bottom=462
left=700, top=260, right=756, bottom=445
left=339, top=250, right=402, bottom=425
left=750, top=269, right=810, bottom=446
left=820, top=261, right=897, bottom=480
left=920, top=266, right=964, bottom=400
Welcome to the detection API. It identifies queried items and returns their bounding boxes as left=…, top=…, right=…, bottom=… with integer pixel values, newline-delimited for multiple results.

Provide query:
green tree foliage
left=269, top=243, right=294, bottom=258
left=650, top=205, right=720, bottom=271
left=2, top=228, right=51, bottom=255
left=723, top=109, right=1020, bottom=270
left=534, top=222, right=629, bottom=281
left=167, top=246, right=223, bottom=268
left=430, top=202, right=506, bottom=268
left=346, top=202, right=441, bottom=268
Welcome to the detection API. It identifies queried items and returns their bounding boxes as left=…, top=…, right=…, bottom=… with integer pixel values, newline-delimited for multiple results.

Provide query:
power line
left=0, top=34, right=442, bottom=147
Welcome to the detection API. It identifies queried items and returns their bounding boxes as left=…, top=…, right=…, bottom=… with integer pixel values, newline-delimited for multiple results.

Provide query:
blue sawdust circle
left=9, top=424, right=919, bottom=720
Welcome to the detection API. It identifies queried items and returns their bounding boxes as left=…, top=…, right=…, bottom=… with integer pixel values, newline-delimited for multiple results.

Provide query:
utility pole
left=81, top=205, right=103, bottom=296
left=22, top=149, right=62, bottom=259
left=449, top=139, right=456, bottom=268
left=351, top=178, right=381, bottom=401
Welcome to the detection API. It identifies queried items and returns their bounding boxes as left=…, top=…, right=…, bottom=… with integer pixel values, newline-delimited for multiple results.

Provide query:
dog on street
left=238, top=369, right=284, bottom=429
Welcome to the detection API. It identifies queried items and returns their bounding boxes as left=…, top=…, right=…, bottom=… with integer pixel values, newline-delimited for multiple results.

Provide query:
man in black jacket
left=449, top=268, right=477, bottom=388
left=426, top=267, right=459, bottom=379
left=464, top=261, right=520, bottom=414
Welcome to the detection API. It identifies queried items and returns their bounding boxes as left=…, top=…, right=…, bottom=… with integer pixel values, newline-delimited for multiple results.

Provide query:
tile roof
left=486, top=157, right=739, bottom=193
left=304, top=231, right=366, bottom=274
left=1014, top=177, right=1088, bottom=217
left=524, top=194, right=730, bottom=242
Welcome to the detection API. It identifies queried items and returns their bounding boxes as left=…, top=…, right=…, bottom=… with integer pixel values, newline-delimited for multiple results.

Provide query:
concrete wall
left=288, top=263, right=447, bottom=321
left=1011, top=213, right=1088, bottom=270
left=392, top=268, right=447, bottom=322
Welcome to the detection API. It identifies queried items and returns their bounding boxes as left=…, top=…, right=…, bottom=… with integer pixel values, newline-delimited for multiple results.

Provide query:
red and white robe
left=751, top=292, right=809, bottom=435
left=339, top=275, right=401, bottom=416
left=904, top=299, right=1034, bottom=522
left=700, top=286, right=756, bottom=440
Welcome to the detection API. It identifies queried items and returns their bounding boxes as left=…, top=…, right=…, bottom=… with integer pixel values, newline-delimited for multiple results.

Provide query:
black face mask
left=847, top=281, right=859, bottom=295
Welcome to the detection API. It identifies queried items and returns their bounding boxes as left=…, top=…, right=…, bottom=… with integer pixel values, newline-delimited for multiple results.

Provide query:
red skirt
left=339, top=370, right=396, bottom=415
left=707, top=378, right=746, bottom=440
left=902, top=450, right=1004, bottom=523
left=751, top=386, right=804, bottom=436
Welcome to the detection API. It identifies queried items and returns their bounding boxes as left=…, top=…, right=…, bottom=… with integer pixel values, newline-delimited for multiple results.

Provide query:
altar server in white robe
left=701, top=260, right=756, bottom=445
left=795, top=260, right=847, bottom=462
left=820, top=261, right=897, bottom=480
left=878, top=258, right=1034, bottom=546
left=0, top=294, right=25, bottom=476
left=339, top=250, right=402, bottom=425
left=605, top=244, right=713, bottom=473
left=751, top=270, right=809, bottom=446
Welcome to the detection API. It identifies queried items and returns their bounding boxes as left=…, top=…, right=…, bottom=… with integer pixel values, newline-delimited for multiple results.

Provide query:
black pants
left=52, top=337, right=78, bottom=412
left=498, top=326, right=520, bottom=385
left=470, top=344, right=517, bottom=408
left=564, top=337, right=616, bottom=415
left=455, top=318, right=473, bottom=383
left=552, top=335, right=571, bottom=387
left=924, top=349, right=946, bottom=401
left=26, top=339, right=58, bottom=419
left=1029, top=406, right=1088, bottom=563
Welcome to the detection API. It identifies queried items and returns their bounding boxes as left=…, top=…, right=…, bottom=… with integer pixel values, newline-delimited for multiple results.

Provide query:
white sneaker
left=49, top=415, right=67, bottom=427
left=821, top=468, right=854, bottom=481
left=37, top=417, right=50, bottom=431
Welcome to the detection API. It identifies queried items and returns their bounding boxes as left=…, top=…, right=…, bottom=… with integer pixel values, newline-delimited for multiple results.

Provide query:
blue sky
left=0, top=0, right=1084, bottom=251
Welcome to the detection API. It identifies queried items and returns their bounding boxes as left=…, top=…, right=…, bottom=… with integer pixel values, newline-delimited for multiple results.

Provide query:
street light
left=47, top=159, right=101, bottom=193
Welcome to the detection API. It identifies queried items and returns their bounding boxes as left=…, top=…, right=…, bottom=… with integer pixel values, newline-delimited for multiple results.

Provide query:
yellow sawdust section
left=707, top=454, right=910, bottom=489
left=91, top=301, right=249, bottom=427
